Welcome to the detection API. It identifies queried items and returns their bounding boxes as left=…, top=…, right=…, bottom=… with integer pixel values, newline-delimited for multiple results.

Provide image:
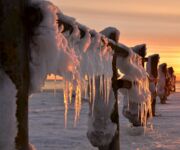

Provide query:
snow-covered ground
left=120, top=92, right=180, bottom=150
left=29, top=82, right=180, bottom=150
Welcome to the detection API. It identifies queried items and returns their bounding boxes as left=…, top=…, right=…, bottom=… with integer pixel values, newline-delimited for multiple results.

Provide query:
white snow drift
left=0, top=69, right=17, bottom=150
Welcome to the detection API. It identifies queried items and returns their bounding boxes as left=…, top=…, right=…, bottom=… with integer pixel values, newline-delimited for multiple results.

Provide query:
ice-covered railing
left=29, top=1, right=129, bottom=93
left=27, top=1, right=152, bottom=149
left=146, top=54, right=160, bottom=116
left=28, top=2, right=130, bottom=149
left=59, top=1, right=151, bottom=128
left=167, top=67, right=176, bottom=93
left=157, top=63, right=167, bottom=104
left=28, top=0, right=131, bottom=125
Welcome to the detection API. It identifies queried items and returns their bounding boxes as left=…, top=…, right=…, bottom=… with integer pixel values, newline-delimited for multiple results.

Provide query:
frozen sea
left=29, top=81, right=180, bottom=150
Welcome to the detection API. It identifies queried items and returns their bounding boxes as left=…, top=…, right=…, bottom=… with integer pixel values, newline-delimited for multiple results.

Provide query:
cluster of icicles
left=29, top=1, right=113, bottom=127
left=29, top=1, right=152, bottom=129
left=62, top=75, right=112, bottom=128
left=117, top=49, right=152, bottom=126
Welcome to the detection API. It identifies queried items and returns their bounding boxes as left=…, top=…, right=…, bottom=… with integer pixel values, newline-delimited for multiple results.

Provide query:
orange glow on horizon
left=48, top=0, right=180, bottom=81
left=47, top=74, right=63, bottom=80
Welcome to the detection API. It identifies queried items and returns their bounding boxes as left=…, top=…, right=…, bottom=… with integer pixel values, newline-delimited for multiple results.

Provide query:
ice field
left=29, top=81, right=180, bottom=150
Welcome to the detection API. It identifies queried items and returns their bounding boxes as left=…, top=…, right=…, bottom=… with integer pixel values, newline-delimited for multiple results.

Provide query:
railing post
left=109, top=54, right=120, bottom=150
left=0, top=0, right=30, bottom=149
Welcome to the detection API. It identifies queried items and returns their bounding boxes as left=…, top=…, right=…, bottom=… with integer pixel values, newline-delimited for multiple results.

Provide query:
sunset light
left=50, top=0, right=180, bottom=80
left=1, top=1, right=180, bottom=150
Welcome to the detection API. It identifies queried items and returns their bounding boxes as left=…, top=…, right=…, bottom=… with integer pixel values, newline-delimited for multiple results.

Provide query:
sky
left=49, top=0, right=180, bottom=80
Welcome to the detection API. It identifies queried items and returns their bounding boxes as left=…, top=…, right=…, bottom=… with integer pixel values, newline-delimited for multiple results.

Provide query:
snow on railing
left=29, top=1, right=130, bottom=91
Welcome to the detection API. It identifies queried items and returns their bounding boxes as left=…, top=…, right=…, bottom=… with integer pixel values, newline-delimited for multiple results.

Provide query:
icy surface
left=29, top=91, right=96, bottom=150
left=29, top=88, right=180, bottom=150
left=0, top=70, right=17, bottom=150
left=121, top=92, right=180, bottom=150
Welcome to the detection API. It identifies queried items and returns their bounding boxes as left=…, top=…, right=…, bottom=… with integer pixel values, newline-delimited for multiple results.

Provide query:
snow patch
left=0, top=69, right=17, bottom=150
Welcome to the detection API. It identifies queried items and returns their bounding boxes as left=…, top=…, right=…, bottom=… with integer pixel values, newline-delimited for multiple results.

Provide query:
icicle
left=63, top=80, right=69, bottom=128
left=102, top=75, right=105, bottom=101
left=103, top=76, right=106, bottom=103
left=91, top=75, right=96, bottom=117
left=144, top=102, right=147, bottom=131
left=83, top=75, right=88, bottom=99
left=68, top=82, right=73, bottom=104
left=106, top=77, right=111, bottom=104
left=104, top=77, right=110, bottom=105
left=104, top=76, right=107, bottom=104
left=74, top=80, right=82, bottom=127
left=105, top=77, right=108, bottom=104
left=100, top=75, right=103, bottom=97
left=137, top=103, right=140, bottom=121
left=93, top=75, right=96, bottom=103
left=82, top=75, right=89, bottom=100
left=140, top=103, right=143, bottom=126
left=89, top=77, right=92, bottom=104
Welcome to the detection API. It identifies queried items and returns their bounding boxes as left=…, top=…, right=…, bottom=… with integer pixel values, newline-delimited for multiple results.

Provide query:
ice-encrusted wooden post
left=158, top=63, right=168, bottom=104
left=0, top=0, right=30, bottom=149
left=99, top=27, right=121, bottom=149
left=99, top=28, right=131, bottom=150
left=146, top=54, right=159, bottom=116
